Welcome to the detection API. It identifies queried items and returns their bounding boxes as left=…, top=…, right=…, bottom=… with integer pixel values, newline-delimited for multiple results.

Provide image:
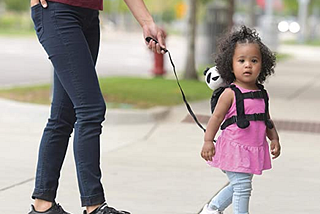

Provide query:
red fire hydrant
left=151, top=31, right=167, bottom=77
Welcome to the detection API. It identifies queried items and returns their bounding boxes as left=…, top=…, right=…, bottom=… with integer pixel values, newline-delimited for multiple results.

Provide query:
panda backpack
left=203, top=66, right=227, bottom=114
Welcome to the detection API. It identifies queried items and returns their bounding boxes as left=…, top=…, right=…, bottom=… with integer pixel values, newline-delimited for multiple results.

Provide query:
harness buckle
left=250, top=91, right=255, bottom=98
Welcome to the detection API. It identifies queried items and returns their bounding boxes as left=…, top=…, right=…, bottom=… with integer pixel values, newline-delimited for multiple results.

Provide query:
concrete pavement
left=0, top=39, right=320, bottom=213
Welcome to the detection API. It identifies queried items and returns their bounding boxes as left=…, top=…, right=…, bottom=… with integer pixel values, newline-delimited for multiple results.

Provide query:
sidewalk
left=0, top=45, right=320, bottom=214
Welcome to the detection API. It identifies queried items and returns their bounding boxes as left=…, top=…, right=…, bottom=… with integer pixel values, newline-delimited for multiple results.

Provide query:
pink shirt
left=48, top=0, right=103, bottom=10
left=208, top=85, right=272, bottom=175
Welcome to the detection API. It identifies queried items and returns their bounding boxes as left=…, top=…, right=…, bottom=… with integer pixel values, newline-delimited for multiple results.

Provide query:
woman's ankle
left=86, top=204, right=101, bottom=214
left=34, top=199, right=53, bottom=212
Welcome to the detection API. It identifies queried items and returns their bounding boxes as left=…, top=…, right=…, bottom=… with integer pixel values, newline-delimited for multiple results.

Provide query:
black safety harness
left=145, top=37, right=273, bottom=133
left=220, top=84, right=274, bottom=130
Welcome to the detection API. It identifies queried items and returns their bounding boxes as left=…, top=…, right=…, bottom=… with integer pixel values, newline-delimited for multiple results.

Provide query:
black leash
left=146, top=37, right=206, bottom=133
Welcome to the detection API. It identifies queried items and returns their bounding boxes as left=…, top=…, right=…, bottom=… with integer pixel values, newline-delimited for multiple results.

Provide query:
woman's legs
left=33, top=72, right=76, bottom=211
left=31, top=1, right=105, bottom=208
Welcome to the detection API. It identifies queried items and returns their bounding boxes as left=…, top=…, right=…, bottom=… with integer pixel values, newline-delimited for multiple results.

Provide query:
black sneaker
left=83, top=203, right=130, bottom=214
left=28, top=202, right=71, bottom=214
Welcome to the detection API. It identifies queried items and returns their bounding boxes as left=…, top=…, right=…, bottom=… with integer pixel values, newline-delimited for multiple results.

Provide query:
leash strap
left=146, top=37, right=206, bottom=132
left=167, top=50, right=206, bottom=133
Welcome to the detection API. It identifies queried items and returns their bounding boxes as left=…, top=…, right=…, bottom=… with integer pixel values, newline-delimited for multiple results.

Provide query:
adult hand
left=201, top=141, right=215, bottom=161
left=270, top=140, right=281, bottom=159
left=30, top=0, right=47, bottom=8
left=142, top=22, right=166, bottom=54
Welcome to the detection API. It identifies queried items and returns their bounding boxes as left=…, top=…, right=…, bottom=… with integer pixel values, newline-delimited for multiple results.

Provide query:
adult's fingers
left=156, top=31, right=166, bottom=52
left=40, top=0, right=48, bottom=8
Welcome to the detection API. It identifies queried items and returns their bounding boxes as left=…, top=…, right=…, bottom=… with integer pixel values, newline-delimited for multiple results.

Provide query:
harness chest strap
left=220, top=84, right=274, bottom=130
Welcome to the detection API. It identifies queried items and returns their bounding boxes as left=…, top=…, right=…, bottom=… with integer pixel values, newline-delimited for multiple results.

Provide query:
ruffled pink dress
left=208, top=85, right=272, bottom=175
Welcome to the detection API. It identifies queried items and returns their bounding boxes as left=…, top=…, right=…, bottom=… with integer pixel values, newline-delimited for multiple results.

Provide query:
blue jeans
left=209, top=171, right=253, bottom=214
left=31, top=2, right=106, bottom=206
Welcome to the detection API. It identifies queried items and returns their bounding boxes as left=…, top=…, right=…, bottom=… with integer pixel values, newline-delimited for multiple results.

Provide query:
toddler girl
left=200, top=26, right=281, bottom=214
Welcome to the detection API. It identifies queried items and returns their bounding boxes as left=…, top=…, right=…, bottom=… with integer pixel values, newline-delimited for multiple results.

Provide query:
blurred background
left=0, top=0, right=319, bottom=104
left=0, top=0, right=319, bottom=81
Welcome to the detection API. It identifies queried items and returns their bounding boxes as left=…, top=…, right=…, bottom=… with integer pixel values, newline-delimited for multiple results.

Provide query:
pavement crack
left=0, top=177, right=35, bottom=192
left=288, top=73, right=320, bottom=100
left=142, top=123, right=159, bottom=141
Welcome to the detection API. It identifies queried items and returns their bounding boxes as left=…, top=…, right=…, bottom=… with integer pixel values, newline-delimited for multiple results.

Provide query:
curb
left=105, top=106, right=171, bottom=125
left=0, top=98, right=172, bottom=125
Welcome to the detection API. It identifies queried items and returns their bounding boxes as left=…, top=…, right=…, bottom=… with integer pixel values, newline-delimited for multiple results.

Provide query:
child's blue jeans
left=31, top=1, right=106, bottom=207
left=209, top=171, right=253, bottom=214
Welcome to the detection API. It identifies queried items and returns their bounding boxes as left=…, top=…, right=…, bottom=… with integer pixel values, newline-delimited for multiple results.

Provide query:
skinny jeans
left=209, top=171, right=253, bottom=214
left=31, top=1, right=106, bottom=206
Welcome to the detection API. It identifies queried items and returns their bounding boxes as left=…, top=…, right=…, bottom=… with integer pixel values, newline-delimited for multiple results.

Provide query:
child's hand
left=201, top=141, right=215, bottom=161
left=270, top=140, right=281, bottom=159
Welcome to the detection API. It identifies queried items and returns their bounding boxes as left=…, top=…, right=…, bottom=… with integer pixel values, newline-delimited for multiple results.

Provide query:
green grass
left=0, top=84, right=52, bottom=105
left=283, top=39, right=320, bottom=46
left=0, top=28, right=34, bottom=36
left=275, top=53, right=292, bottom=62
left=0, top=77, right=212, bottom=108
left=0, top=12, right=34, bottom=36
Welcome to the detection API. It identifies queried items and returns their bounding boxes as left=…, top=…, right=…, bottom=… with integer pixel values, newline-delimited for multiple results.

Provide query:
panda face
left=203, top=66, right=225, bottom=90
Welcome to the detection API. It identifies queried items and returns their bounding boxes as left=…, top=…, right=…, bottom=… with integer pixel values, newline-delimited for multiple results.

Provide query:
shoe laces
left=99, top=204, right=130, bottom=214
left=55, top=203, right=69, bottom=214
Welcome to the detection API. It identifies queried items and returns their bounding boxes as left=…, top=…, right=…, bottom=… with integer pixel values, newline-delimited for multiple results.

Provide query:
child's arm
left=201, top=89, right=233, bottom=161
left=266, top=116, right=281, bottom=159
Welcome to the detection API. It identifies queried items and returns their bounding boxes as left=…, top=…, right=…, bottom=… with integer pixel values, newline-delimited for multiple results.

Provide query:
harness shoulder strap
left=229, top=85, right=250, bottom=129
left=258, top=84, right=274, bottom=129
left=210, top=85, right=230, bottom=113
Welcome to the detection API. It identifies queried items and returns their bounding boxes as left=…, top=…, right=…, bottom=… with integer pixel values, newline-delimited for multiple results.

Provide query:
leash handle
left=145, top=37, right=206, bottom=133
left=145, top=37, right=168, bottom=53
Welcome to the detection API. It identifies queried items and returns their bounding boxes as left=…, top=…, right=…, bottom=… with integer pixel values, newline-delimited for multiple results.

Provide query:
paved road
left=0, top=31, right=191, bottom=87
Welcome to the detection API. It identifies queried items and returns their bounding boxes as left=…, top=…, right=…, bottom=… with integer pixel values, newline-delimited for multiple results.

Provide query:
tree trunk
left=227, top=0, right=235, bottom=31
left=184, top=0, right=198, bottom=80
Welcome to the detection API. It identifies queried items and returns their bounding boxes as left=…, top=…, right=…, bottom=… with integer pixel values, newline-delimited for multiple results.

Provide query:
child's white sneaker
left=199, top=204, right=223, bottom=214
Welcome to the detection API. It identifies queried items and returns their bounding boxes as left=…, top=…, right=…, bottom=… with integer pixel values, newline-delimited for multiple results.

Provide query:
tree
left=282, top=0, right=320, bottom=15
left=184, top=0, right=198, bottom=80
left=184, top=0, right=236, bottom=80
left=282, top=0, right=299, bottom=15
left=183, top=0, right=212, bottom=80
left=227, top=0, right=235, bottom=30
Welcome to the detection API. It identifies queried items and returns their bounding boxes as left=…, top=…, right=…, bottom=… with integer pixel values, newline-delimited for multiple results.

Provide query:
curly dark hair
left=215, top=25, right=276, bottom=84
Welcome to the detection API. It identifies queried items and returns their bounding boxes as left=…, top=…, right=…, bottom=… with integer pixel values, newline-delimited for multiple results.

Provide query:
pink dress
left=208, top=85, right=272, bottom=175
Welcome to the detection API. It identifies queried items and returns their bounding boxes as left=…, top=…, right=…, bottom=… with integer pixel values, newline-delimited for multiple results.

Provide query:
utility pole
left=266, top=0, right=273, bottom=21
left=261, top=0, right=278, bottom=51
left=248, top=0, right=256, bottom=27
left=298, top=0, right=310, bottom=43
